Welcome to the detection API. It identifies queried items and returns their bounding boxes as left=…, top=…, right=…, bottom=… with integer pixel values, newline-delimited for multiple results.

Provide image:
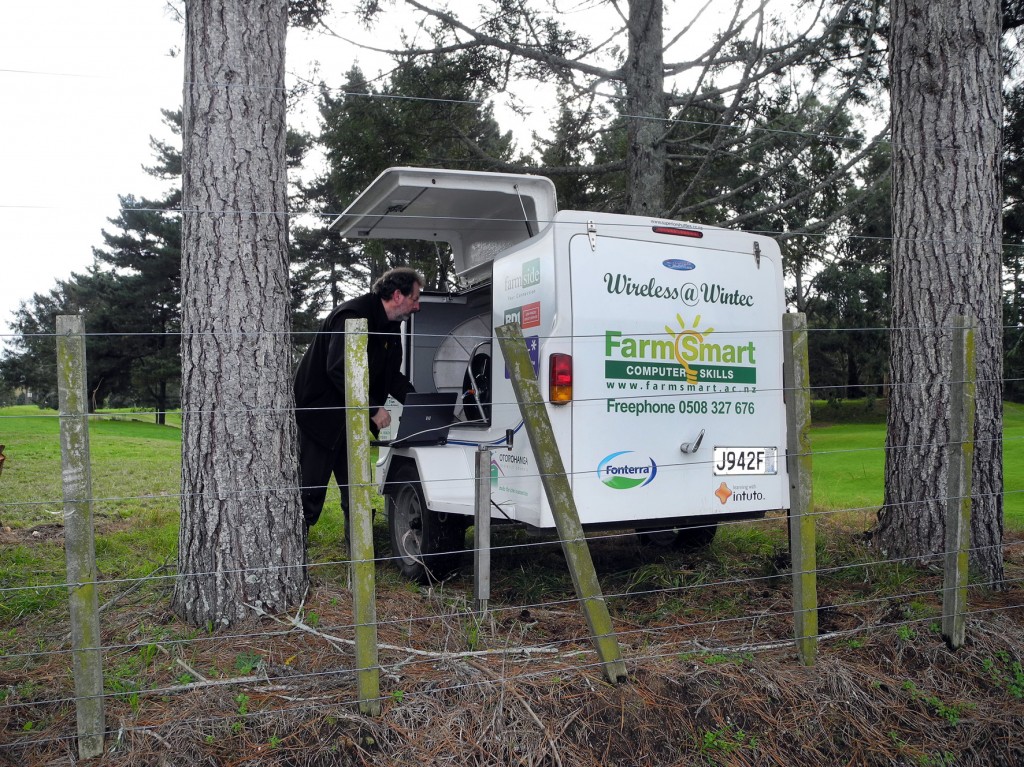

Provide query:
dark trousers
left=298, top=430, right=349, bottom=528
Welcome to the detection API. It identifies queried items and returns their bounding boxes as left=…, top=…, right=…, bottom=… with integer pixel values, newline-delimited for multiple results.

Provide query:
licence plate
left=713, top=447, right=778, bottom=475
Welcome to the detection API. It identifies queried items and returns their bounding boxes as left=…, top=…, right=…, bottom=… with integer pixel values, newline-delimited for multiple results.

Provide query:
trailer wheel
left=388, top=464, right=465, bottom=582
left=637, top=522, right=718, bottom=551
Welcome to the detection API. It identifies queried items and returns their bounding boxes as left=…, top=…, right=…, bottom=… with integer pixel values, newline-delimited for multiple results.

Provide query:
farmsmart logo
left=597, top=451, right=658, bottom=489
left=604, top=313, right=758, bottom=387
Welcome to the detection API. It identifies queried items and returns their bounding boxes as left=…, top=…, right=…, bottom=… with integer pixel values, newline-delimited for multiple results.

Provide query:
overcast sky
left=1, top=3, right=183, bottom=337
left=0, top=2, right=637, bottom=343
left=0, top=3, right=431, bottom=339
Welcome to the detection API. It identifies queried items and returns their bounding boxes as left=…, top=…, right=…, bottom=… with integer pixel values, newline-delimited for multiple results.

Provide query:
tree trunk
left=173, top=0, right=307, bottom=627
left=157, top=377, right=166, bottom=426
left=879, top=0, right=1004, bottom=584
left=624, top=0, right=666, bottom=216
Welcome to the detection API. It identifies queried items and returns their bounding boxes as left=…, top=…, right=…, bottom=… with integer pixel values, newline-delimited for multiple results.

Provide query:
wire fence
left=3, top=9, right=1023, bottom=760
left=1, top=316, right=1022, bottom=761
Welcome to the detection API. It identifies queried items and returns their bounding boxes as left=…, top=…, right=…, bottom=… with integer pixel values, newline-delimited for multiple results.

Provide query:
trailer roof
left=330, top=167, right=558, bottom=282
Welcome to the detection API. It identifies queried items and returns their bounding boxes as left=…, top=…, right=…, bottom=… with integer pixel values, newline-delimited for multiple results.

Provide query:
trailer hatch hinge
left=753, top=241, right=761, bottom=269
left=587, top=220, right=597, bottom=251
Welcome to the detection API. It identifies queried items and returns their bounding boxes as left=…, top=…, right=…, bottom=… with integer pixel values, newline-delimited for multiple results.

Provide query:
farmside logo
left=504, top=258, right=541, bottom=291
left=662, top=258, right=695, bottom=272
left=604, top=313, right=758, bottom=388
left=597, top=451, right=658, bottom=490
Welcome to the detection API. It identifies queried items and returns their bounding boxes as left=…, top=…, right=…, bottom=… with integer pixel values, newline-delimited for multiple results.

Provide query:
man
left=294, top=266, right=423, bottom=529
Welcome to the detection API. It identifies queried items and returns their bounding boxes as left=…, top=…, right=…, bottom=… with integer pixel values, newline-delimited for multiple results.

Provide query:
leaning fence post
left=56, top=315, right=105, bottom=758
left=474, top=445, right=492, bottom=614
left=344, top=318, right=381, bottom=715
left=783, top=312, right=817, bottom=666
left=942, top=315, right=975, bottom=650
left=496, top=322, right=628, bottom=685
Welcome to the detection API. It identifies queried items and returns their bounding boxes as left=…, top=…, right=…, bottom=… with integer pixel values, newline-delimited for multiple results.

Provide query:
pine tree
left=879, top=0, right=1004, bottom=583
left=294, top=55, right=518, bottom=308
left=173, top=0, right=306, bottom=627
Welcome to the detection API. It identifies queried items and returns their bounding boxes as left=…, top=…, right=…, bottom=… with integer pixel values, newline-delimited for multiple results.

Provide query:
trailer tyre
left=637, top=522, right=718, bottom=551
left=388, top=464, right=465, bottom=583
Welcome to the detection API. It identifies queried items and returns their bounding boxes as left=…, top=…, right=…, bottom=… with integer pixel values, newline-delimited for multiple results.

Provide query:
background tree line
left=2, top=50, right=1021, bottom=412
left=0, top=0, right=1020, bottom=417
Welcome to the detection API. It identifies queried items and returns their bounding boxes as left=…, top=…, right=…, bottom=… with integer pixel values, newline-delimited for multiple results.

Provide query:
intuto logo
left=597, top=451, right=658, bottom=490
left=715, top=482, right=732, bottom=505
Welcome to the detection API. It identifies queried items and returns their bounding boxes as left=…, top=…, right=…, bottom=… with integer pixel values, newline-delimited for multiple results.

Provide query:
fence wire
left=1, top=321, right=1022, bottom=757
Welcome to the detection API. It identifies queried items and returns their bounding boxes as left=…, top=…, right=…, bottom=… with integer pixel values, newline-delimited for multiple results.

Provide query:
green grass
left=1, top=400, right=1022, bottom=621
left=809, top=399, right=1024, bottom=529
left=1004, top=402, right=1024, bottom=528
left=811, top=421, right=887, bottom=521
left=0, top=405, right=181, bottom=527
left=0, top=405, right=378, bottom=619
left=0, top=407, right=183, bottom=620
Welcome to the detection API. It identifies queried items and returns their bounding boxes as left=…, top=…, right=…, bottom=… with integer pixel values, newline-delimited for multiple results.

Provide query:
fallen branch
left=691, top=630, right=850, bottom=656
left=251, top=602, right=562, bottom=661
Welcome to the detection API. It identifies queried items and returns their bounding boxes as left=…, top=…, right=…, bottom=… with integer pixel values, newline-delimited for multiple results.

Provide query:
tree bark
left=173, top=0, right=307, bottom=626
left=624, top=0, right=666, bottom=216
left=879, top=0, right=1004, bottom=584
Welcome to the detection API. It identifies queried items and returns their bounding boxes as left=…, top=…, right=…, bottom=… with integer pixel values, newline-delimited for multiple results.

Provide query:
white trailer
left=334, top=167, right=791, bottom=581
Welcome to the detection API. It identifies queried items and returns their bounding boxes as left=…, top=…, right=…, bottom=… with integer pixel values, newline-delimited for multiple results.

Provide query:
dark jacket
left=294, top=292, right=414, bottom=449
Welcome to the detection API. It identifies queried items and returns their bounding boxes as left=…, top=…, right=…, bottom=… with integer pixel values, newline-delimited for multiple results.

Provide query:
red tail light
left=549, top=353, right=572, bottom=404
left=652, top=226, right=703, bottom=238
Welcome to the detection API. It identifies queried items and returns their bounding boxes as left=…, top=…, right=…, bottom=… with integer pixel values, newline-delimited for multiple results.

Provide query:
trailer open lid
left=330, top=167, right=557, bottom=283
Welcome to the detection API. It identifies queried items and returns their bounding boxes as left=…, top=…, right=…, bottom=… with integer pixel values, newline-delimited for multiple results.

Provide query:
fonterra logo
left=597, top=451, right=658, bottom=490
left=604, top=314, right=758, bottom=387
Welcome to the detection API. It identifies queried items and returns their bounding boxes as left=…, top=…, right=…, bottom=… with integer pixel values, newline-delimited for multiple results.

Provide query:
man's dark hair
left=371, top=267, right=424, bottom=299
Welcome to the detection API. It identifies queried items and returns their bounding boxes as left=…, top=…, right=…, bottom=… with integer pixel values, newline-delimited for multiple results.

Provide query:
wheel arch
left=381, top=454, right=418, bottom=498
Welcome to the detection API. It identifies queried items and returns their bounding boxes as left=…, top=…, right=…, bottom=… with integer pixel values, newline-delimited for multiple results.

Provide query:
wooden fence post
left=56, top=315, right=105, bottom=758
left=783, top=312, right=818, bottom=666
left=474, top=446, right=492, bottom=614
left=496, top=322, right=628, bottom=685
left=942, top=315, right=975, bottom=650
left=344, top=319, right=381, bottom=715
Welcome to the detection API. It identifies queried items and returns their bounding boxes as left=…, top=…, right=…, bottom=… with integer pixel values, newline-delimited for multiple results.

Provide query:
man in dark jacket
left=294, top=267, right=423, bottom=529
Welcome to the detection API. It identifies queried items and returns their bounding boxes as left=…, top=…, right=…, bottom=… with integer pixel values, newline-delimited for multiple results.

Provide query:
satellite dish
left=432, top=313, right=492, bottom=421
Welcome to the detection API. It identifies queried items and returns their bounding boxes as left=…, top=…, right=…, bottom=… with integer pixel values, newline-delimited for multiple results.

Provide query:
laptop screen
left=373, top=392, right=458, bottom=447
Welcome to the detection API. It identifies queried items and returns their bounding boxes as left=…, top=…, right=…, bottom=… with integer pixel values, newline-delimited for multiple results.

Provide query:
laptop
left=370, top=392, right=458, bottom=448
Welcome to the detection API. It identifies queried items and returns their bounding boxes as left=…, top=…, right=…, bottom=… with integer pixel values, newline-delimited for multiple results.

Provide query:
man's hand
left=371, top=408, right=391, bottom=431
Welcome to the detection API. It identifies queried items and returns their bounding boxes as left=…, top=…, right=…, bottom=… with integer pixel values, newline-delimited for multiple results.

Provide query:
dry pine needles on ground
left=3, top=530, right=1024, bottom=766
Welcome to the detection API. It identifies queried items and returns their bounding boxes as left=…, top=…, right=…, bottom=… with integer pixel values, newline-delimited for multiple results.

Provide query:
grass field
left=1, top=400, right=1022, bottom=606
left=2, top=401, right=1021, bottom=527
left=809, top=399, right=1024, bottom=530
